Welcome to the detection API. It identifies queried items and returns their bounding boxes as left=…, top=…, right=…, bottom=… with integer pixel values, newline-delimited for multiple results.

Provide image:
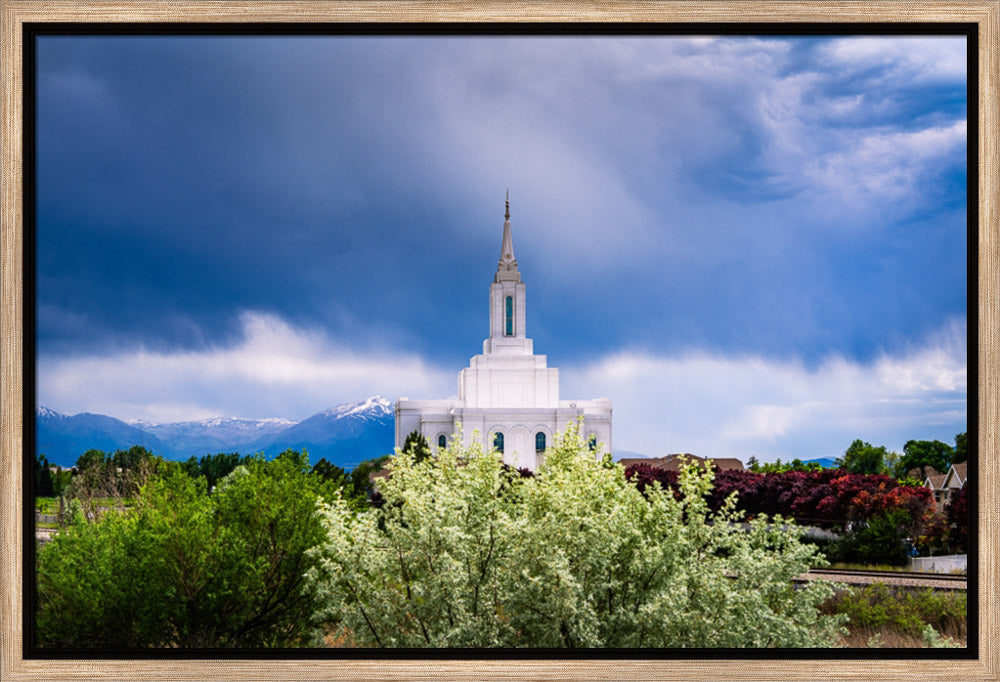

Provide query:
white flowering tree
left=306, top=426, right=845, bottom=648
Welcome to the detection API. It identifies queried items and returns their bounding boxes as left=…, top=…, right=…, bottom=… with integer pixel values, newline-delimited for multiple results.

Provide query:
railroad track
left=800, top=568, right=967, bottom=591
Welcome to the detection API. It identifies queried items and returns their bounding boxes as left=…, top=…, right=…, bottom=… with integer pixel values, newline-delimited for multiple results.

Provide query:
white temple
left=394, top=195, right=612, bottom=471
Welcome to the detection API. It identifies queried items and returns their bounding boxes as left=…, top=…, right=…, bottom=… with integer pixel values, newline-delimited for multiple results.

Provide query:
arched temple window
left=493, top=432, right=505, bottom=453
left=438, top=434, right=447, bottom=449
left=535, top=432, right=546, bottom=453
left=505, top=296, right=513, bottom=336
left=588, top=434, right=598, bottom=451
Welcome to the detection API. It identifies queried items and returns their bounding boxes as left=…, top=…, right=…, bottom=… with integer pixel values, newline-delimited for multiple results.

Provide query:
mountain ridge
left=36, top=397, right=396, bottom=469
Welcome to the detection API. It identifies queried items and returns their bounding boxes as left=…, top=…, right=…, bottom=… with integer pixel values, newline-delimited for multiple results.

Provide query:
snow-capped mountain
left=36, top=408, right=167, bottom=466
left=36, top=406, right=64, bottom=420
left=35, top=397, right=396, bottom=469
left=245, top=397, right=394, bottom=470
left=319, top=396, right=394, bottom=420
left=126, top=415, right=296, bottom=456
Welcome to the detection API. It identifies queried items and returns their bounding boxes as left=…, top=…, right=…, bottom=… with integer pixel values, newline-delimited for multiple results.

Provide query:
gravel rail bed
left=800, top=568, right=966, bottom=591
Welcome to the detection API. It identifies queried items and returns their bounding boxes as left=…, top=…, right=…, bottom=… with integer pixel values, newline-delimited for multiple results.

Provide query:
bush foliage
left=37, top=431, right=966, bottom=648
left=306, top=427, right=845, bottom=648
left=821, top=582, right=966, bottom=640
left=623, top=462, right=956, bottom=563
left=36, top=450, right=344, bottom=648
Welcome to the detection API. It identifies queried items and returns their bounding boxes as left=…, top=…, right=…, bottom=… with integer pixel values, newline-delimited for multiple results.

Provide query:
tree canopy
left=178, top=451, right=253, bottom=490
left=625, top=459, right=943, bottom=563
left=899, top=439, right=954, bottom=478
left=748, top=457, right=822, bottom=474
left=836, top=439, right=888, bottom=475
left=401, top=430, right=431, bottom=462
left=952, top=432, right=968, bottom=465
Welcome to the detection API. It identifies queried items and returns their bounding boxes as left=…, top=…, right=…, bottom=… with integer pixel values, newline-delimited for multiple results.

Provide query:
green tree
left=51, top=466, right=72, bottom=497
left=34, top=454, right=55, bottom=497
left=36, top=450, right=342, bottom=648
left=750, top=459, right=822, bottom=474
left=68, top=446, right=164, bottom=514
left=836, top=439, right=888, bottom=475
left=312, top=457, right=348, bottom=483
left=67, top=449, right=114, bottom=519
left=829, top=508, right=914, bottom=566
left=898, top=439, right=953, bottom=478
left=349, top=453, right=392, bottom=502
left=401, top=430, right=431, bottom=463
left=884, top=449, right=902, bottom=479
left=110, top=444, right=153, bottom=472
left=75, top=448, right=107, bottom=472
left=180, top=452, right=252, bottom=490
left=306, top=427, right=844, bottom=648
left=952, top=432, right=967, bottom=465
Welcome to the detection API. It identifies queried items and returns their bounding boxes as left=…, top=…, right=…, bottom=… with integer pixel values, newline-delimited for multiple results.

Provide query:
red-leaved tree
left=624, top=464, right=935, bottom=534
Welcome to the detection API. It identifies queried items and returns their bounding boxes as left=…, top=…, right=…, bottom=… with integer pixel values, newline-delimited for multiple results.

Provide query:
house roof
left=907, top=466, right=947, bottom=481
left=924, top=473, right=947, bottom=490
left=946, top=461, right=968, bottom=488
left=711, top=458, right=746, bottom=471
left=618, top=454, right=744, bottom=472
left=909, top=462, right=967, bottom=490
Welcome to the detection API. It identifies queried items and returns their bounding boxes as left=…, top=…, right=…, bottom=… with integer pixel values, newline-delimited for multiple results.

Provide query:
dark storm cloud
left=35, top=35, right=968, bottom=458
left=37, top=36, right=967, bottom=364
left=37, top=37, right=484, bottom=359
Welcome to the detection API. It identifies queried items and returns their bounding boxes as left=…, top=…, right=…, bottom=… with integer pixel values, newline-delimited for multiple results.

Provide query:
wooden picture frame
left=2, top=2, right=996, bottom=679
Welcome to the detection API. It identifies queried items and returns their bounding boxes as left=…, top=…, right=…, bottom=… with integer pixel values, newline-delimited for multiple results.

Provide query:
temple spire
left=496, top=191, right=520, bottom=282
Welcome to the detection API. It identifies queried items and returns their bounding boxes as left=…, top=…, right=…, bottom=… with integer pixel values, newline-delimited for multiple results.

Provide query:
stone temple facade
left=394, top=197, right=612, bottom=471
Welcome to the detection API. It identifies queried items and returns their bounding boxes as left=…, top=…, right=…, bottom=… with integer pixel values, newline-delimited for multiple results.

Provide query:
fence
left=909, top=554, right=967, bottom=574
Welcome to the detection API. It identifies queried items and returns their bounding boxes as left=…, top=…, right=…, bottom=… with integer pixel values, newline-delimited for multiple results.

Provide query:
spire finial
left=496, top=188, right=518, bottom=280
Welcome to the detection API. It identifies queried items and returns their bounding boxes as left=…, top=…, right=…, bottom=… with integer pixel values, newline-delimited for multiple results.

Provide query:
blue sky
left=35, top=34, right=969, bottom=462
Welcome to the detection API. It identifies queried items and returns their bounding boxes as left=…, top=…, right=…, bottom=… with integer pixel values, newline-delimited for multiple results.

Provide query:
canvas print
left=31, top=33, right=970, bottom=651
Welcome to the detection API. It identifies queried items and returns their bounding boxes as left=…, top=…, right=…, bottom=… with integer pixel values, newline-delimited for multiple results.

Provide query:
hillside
left=35, top=397, right=395, bottom=470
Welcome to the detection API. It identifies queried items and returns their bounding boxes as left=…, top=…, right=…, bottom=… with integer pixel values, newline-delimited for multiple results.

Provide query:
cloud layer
left=34, top=35, right=970, bottom=459
left=38, top=312, right=456, bottom=423
left=564, top=318, right=967, bottom=460
left=36, top=35, right=967, bottom=364
left=39, top=312, right=967, bottom=462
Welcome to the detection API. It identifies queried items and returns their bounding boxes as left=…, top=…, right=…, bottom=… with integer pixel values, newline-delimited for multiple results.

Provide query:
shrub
left=307, top=428, right=845, bottom=648
left=627, top=465, right=938, bottom=567
left=36, top=450, right=343, bottom=648
left=945, top=486, right=969, bottom=554
left=822, top=582, right=966, bottom=641
left=828, top=509, right=913, bottom=566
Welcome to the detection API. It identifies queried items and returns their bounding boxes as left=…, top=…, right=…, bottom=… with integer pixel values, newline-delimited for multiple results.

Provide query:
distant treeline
left=34, top=445, right=393, bottom=507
